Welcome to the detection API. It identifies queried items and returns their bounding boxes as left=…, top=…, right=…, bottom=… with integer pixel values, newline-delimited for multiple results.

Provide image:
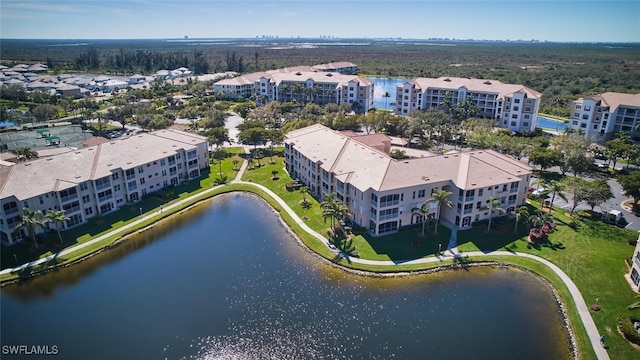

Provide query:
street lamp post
left=438, top=243, right=442, bottom=255
left=139, top=207, right=143, bottom=217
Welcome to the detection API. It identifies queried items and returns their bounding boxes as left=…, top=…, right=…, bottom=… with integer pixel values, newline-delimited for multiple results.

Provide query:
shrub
left=529, top=227, right=547, bottom=242
left=618, top=317, right=640, bottom=345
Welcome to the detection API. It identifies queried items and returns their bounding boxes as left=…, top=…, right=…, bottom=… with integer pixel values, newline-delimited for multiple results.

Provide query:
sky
left=1, top=0, right=639, bottom=42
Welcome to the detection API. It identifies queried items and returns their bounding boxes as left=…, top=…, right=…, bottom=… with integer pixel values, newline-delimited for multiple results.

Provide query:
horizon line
left=1, top=37, right=639, bottom=44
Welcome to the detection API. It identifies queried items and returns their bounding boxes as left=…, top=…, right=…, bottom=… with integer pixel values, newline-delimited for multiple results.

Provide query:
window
left=138, top=166, right=144, bottom=174
left=80, top=182, right=89, bottom=191
left=418, top=189, right=426, bottom=198
left=511, top=121, right=516, bottom=126
left=114, top=184, right=121, bottom=192
left=513, top=106, right=519, bottom=111
left=478, top=188, right=483, bottom=197
left=378, top=221, right=398, bottom=234
left=84, top=207, right=93, bottom=216
left=82, top=195, right=91, bottom=204
left=140, top=178, right=146, bottom=185
left=379, top=208, right=399, bottom=220
left=379, top=194, right=400, bottom=207
left=523, top=122, right=529, bottom=127
left=97, top=189, right=113, bottom=202
left=59, top=187, right=78, bottom=202
left=514, top=99, right=520, bottom=104
left=111, top=172, right=119, bottom=180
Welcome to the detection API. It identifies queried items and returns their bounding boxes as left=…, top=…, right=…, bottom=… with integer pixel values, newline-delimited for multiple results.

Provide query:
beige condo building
left=567, top=92, right=640, bottom=142
left=396, top=77, right=542, bottom=132
left=213, top=62, right=373, bottom=113
left=284, top=124, right=532, bottom=235
left=0, top=129, right=209, bottom=246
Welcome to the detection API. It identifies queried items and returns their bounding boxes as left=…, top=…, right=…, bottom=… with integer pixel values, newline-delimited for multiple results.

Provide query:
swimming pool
left=537, top=115, right=567, bottom=131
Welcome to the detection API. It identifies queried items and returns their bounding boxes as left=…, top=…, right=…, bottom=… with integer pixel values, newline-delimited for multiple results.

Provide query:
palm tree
left=278, top=83, right=291, bottom=101
left=547, top=180, right=567, bottom=211
left=513, top=206, right=530, bottom=234
left=321, top=193, right=349, bottom=234
left=14, top=208, right=48, bottom=249
left=253, top=149, right=264, bottom=167
left=45, top=210, right=70, bottom=244
left=487, top=197, right=504, bottom=232
left=292, top=83, right=304, bottom=102
left=383, top=91, right=391, bottom=110
left=12, top=147, right=38, bottom=162
left=300, top=186, right=309, bottom=204
left=428, top=189, right=453, bottom=234
left=411, top=202, right=432, bottom=236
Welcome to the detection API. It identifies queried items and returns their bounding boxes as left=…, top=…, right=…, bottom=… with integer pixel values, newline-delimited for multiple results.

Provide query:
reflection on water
left=1, top=193, right=572, bottom=359
left=367, top=77, right=410, bottom=111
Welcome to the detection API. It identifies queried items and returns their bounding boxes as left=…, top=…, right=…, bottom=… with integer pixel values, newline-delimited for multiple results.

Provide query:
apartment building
left=395, top=77, right=542, bottom=132
left=629, top=233, right=640, bottom=292
left=284, top=124, right=531, bottom=235
left=311, top=61, right=357, bottom=75
left=0, top=129, right=209, bottom=246
left=213, top=63, right=374, bottom=113
left=567, top=92, right=640, bottom=142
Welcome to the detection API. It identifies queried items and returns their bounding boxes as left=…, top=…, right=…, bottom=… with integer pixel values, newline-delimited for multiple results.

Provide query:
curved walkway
left=1, top=162, right=608, bottom=360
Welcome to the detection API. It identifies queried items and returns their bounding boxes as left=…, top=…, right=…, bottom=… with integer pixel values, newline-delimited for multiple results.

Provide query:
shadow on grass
left=358, top=224, right=451, bottom=261
left=457, top=221, right=527, bottom=253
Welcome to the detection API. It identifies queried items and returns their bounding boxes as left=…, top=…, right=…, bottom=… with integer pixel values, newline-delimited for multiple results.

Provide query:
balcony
left=98, top=194, right=113, bottom=203
left=60, top=193, right=78, bottom=203
left=95, top=182, right=111, bottom=191
left=379, top=200, right=399, bottom=208
left=126, top=174, right=136, bottom=181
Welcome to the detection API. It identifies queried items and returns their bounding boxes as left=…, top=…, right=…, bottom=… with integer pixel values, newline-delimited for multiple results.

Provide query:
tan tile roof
left=409, top=76, right=542, bottom=99
left=286, top=125, right=532, bottom=193
left=587, top=92, right=640, bottom=110
left=312, top=62, right=357, bottom=71
left=0, top=129, right=206, bottom=201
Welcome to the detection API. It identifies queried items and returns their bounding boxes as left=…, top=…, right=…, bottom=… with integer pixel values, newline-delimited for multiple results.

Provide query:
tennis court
left=0, top=125, right=91, bottom=151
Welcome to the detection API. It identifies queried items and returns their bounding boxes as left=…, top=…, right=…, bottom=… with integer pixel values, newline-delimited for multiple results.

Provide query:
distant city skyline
left=1, top=0, right=639, bottom=42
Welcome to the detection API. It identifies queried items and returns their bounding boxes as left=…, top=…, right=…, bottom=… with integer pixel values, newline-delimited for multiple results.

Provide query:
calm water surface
left=1, top=193, right=572, bottom=359
left=367, top=77, right=410, bottom=111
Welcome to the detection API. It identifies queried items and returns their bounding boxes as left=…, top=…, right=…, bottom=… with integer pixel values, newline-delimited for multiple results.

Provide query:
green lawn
left=457, top=205, right=639, bottom=360
left=242, top=159, right=640, bottom=359
left=1, top=148, right=246, bottom=271
left=3, top=150, right=638, bottom=359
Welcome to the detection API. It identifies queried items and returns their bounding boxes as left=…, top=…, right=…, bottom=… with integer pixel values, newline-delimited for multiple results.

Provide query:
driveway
left=529, top=171, right=640, bottom=231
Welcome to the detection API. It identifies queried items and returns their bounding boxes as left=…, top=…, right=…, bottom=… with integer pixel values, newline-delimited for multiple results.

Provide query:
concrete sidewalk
left=1, top=157, right=609, bottom=359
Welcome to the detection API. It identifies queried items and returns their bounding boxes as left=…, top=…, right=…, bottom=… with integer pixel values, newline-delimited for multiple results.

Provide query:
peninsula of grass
left=241, top=154, right=637, bottom=359
left=3, top=152, right=637, bottom=358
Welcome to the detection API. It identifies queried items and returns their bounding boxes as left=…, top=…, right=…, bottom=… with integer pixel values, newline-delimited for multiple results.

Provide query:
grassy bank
left=3, top=153, right=636, bottom=358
